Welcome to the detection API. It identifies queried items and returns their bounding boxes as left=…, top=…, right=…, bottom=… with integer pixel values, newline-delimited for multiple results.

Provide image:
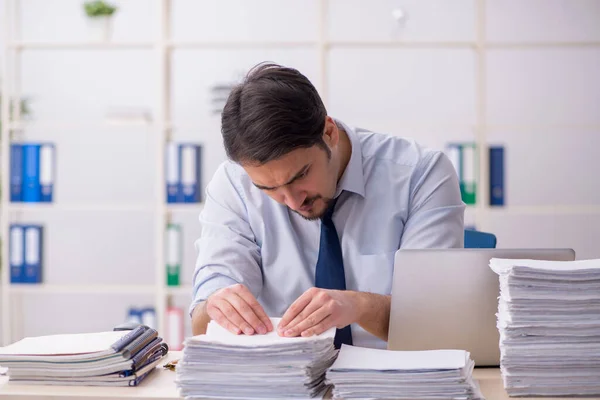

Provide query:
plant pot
left=86, top=16, right=113, bottom=42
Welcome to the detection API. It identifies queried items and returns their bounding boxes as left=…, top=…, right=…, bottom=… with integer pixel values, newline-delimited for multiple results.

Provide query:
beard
left=291, top=195, right=336, bottom=221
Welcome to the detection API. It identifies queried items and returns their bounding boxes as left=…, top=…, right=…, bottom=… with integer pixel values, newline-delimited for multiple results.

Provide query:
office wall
left=1, top=0, right=599, bottom=341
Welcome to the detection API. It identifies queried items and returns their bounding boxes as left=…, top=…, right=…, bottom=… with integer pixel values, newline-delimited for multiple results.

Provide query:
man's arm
left=190, top=163, right=272, bottom=336
left=278, top=289, right=390, bottom=341
left=399, top=150, right=465, bottom=248
left=278, top=150, right=464, bottom=339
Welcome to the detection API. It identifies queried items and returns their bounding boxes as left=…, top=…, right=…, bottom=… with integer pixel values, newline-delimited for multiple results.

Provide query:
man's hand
left=277, top=288, right=359, bottom=338
left=205, top=284, right=273, bottom=335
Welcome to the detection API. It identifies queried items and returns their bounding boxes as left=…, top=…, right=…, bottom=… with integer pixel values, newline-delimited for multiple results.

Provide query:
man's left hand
left=277, top=287, right=359, bottom=337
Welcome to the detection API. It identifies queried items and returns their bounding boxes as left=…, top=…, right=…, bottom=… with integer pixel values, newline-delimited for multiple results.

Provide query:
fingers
left=207, top=284, right=271, bottom=335
left=283, top=304, right=331, bottom=337
left=301, top=315, right=336, bottom=337
left=211, top=297, right=256, bottom=335
left=206, top=304, right=241, bottom=335
left=235, top=285, right=273, bottom=333
left=279, top=288, right=316, bottom=331
left=227, top=292, right=267, bottom=335
left=280, top=297, right=322, bottom=335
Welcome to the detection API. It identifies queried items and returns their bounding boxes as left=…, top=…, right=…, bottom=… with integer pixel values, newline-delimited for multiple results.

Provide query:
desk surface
left=1, top=351, right=598, bottom=400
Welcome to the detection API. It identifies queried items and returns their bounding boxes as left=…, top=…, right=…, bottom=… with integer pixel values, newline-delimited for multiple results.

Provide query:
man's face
left=243, top=121, right=340, bottom=221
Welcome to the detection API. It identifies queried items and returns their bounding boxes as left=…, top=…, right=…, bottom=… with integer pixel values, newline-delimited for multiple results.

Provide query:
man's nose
left=281, top=187, right=305, bottom=210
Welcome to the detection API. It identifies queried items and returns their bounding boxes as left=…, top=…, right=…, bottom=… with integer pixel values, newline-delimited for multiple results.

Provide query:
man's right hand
left=205, top=284, right=273, bottom=335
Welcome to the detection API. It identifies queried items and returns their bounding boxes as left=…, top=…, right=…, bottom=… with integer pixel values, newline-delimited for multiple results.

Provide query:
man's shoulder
left=354, top=126, right=442, bottom=169
left=210, top=160, right=255, bottom=195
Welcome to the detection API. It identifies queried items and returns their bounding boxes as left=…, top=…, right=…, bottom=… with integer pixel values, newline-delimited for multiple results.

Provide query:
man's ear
left=323, top=116, right=339, bottom=148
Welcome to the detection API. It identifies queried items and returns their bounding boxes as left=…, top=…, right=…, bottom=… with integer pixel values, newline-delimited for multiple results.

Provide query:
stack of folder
left=0, top=326, right=168, bottom=387
left=490, top=258, right=600, bottom=397
left=325, top=345, right=483, bottom=399
left=175, top=318, right=338, bottom=398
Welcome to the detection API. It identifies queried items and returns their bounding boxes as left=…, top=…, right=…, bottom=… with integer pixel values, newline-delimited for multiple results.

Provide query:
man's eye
left=299, top=169, right=309, bottom=179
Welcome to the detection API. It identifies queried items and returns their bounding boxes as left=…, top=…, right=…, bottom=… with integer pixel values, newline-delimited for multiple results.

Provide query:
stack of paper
left=490, top=258, right=600, bottom=397
left=176, top=318, right=338, bottom=399
left=325, top=345, right=483, bottom=399
left=0, top=326, right=168, bottom=387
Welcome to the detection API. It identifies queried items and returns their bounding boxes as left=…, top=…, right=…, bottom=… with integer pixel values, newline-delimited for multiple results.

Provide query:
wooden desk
left=1, top=352, right=599, bottom=400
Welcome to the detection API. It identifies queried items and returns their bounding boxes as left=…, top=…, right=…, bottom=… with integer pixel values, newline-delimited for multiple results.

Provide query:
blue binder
left=127, top=307, right=144, bottom=325
left=165, top=142, right=180, bottom=203
left=22, top=224, right=43, bottom=284
left=9, top=224, right=25, bottom=283
left=10, top=144, right=24, bottom=202
left=489, top=146, right=505, bottom=206
left=179, top=144, right=202, bottom=203
left=39, top=143, right=55, bottom=202
left=22, top=143, right=41, bottom=203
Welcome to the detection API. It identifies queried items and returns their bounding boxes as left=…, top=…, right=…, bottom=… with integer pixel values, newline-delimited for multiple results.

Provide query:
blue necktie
left=315, top=196, right=353, bottom=349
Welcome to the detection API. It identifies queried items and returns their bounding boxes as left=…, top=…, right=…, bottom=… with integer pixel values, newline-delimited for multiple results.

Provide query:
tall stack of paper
left=490, top=258, right=600, bottom=397
left=325, top=345, right=483, bottom=399
left=0, top=326, right=168, bottom=387
left=176, top=318, right=338, bottom=399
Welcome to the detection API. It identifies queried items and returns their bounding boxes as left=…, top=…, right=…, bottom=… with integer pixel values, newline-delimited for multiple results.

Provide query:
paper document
left=0, top=331, right=128, bottom=356
left=326, top=345, right=482, bottom=399
left=330, top=345, right=468, bottom=371
left=490, top=257, right=600, bottom=397
left=176, top=317, right=337, bottom=399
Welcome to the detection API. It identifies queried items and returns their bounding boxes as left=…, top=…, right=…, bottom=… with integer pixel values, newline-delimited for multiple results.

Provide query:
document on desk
left=0, top=326, right=168, bottom=387
left=325, top=345, right=483, bottom=399
left=175, top=317, right=338, bottom=399
left=490, top=257, right=600, bottom=397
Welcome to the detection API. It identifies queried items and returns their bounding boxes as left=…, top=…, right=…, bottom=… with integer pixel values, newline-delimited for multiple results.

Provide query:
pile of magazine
left=0, top=325, right=168, bottom=387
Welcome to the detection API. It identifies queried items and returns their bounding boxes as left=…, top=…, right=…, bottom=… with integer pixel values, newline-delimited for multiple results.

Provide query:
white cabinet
left=489, top=212, right=600, bottom=260
left=486, top=0, right=600, bottom=43
left=171, top=0, right=319, bottom=43
left=21, top=50, right=157, bottom=123
left=15, top=210, right=155, bottom=285
left=327, top=0, right=476, bottom=43
left=17, top=126, right=157, bottom=205
left=20, top=293, right=155, bottom=337
left=486, top=49, right=600, bottom=126
left=327, top=48, right=477, bottom=128
left=19, top=0, right=155, bottom=43
left=488, top=129, right=600, bottom=207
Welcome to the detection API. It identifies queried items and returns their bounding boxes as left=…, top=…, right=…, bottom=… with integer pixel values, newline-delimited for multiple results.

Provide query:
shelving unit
left=1, top=0, right=599, bottom=346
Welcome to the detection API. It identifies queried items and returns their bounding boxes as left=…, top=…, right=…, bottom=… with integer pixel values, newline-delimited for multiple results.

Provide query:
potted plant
left=83, top=1, right=118, bottom=42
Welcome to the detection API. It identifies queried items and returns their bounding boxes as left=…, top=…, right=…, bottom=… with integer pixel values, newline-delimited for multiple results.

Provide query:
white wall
left=1, top=0, right=599, bottom=342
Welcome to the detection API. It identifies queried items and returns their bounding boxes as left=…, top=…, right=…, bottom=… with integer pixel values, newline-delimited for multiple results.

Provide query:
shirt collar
left=334, top=119, right=366, bottom=199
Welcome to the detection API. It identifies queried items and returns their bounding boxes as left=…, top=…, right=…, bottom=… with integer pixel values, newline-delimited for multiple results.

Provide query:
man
left=190, top=62, right=465, bottom=349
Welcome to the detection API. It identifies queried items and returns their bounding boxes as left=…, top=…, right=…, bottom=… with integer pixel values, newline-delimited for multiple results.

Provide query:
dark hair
left=221, top=62, right=329, bottom=165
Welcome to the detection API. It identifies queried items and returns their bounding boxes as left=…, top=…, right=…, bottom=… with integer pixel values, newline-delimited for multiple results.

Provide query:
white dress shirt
left=191, top=119, right=465, bottom=348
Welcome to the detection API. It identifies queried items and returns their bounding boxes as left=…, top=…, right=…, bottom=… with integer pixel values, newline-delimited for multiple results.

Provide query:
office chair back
left=464, top=229, right=497, bottom=249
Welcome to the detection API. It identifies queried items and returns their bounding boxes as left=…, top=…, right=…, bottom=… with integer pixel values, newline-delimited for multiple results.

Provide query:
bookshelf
left=1, top=0, right=599, bottom=347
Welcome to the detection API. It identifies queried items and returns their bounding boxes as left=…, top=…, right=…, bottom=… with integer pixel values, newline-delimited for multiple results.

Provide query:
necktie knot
left=322, top=197, right=338, bottom=222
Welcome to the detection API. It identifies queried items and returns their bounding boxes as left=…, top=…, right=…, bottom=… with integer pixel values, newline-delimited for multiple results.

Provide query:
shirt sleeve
left=399, top=150, right=466, bottom=248
left=189, top=162, right=263, bottom=317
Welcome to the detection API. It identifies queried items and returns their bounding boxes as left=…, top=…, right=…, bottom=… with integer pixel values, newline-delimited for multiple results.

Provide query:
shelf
left=8, top=284, right=157, bottom=295
left=167, top=204, right=204, bottom=212
left=9, top=40, right=600, bottom=51
left=327, top=41, right=476, bottom=49
left=7, top=203, right=204, bottom=213
left=486, top=205, right=600, bottom=215
left=9, top=121, right=156, bottom=131
left=168, top=41, right=317, bottom=49
left=9, top=42, right=155, bottom=50
left=165, top=285, right=193, bottom=296
left=8, top=203, right=157, bottom=212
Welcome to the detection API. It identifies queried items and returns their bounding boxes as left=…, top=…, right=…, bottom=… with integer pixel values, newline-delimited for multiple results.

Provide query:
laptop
left=387, top=248, right=576, bottom=367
